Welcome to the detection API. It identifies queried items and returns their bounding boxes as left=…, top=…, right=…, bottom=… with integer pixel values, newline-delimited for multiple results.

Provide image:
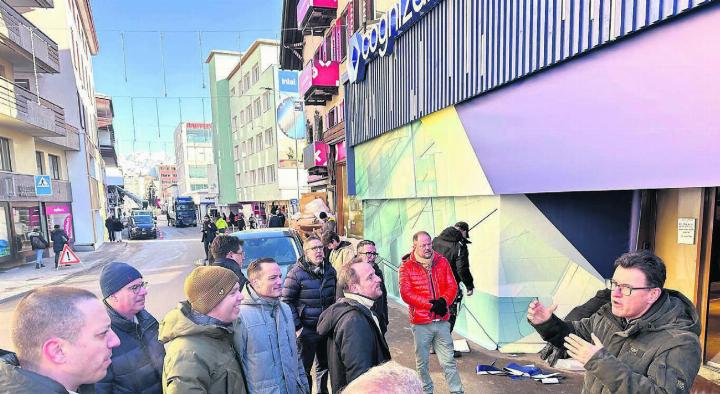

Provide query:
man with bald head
left=0, top=286, right=121, bottom=393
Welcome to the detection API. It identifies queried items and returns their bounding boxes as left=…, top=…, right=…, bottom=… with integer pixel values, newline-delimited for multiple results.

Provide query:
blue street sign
left=34, top=175, right=52, bottom=196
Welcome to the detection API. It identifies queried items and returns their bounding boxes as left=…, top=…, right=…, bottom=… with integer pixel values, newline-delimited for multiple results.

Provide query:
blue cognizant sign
left=347, top=0, right=443, bottom=83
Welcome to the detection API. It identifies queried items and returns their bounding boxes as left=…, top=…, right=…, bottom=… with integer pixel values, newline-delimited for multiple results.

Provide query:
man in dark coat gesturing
left=318, top=258, right=391, bottom=393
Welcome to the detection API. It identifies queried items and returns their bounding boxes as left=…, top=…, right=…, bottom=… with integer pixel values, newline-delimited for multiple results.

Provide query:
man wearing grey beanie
left=96, top=262, right=165, bottom=394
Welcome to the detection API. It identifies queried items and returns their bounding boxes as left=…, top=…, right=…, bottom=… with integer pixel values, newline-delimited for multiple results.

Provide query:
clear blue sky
left=91, top=0, right=283, bottom=159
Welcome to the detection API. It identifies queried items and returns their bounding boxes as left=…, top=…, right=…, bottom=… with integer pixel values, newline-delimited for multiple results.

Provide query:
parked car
left=128, top=214, right=158, bottom=240
left=230, top=228, right=302, bottom=278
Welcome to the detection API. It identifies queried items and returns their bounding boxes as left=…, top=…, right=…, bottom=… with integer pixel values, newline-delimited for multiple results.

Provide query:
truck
left=167, top=196, right=198, bottom=227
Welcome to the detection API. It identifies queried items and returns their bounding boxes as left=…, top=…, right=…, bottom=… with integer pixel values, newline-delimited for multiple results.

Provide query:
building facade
left=22, top=0, right=105, bottom=251
left=207, top=50, right=242, bottom=212
left=0, top=0, right=103, bottom=265
left=173, top=122, right=216, bottom=204
left=224, top=39, right=308, bottom=222
left=97, top=94, right=122, bottom=219
left=157, top=164, right=177, bottom=207
left=340, top=0, right=720, bottom=379
left=281, top=0, right=357, bottom=235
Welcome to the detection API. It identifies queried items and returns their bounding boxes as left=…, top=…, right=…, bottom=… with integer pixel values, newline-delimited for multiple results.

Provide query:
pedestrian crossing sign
left=34, top=175, right=52, bottom=196
left=59, top=244, right=80, bottom=265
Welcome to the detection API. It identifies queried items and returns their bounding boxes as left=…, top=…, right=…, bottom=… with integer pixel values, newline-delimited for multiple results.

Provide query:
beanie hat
left=100, top=262, right=142, bottom=298
left=184, top=266, right=239, bottom=315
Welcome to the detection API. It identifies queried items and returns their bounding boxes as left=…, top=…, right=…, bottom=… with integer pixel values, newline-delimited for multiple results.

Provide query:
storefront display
left=45, top=204, right=74, bottom=241
left=12, top=206, right=41, bottom=252
left=0, top=206, right=9, bottom=258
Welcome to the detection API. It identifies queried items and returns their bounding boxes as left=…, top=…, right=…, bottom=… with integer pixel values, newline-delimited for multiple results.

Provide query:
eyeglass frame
left=127, top=281, right=149, bottom=294
left=359, top=251, right=379, bottom=257
left=304, top=245, right=324, bottom=252
left=605, top=279, right=655, bottom=296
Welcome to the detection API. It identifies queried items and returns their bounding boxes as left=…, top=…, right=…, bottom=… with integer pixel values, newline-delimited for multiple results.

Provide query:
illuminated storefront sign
left=348, top=0, right=443, bottom=83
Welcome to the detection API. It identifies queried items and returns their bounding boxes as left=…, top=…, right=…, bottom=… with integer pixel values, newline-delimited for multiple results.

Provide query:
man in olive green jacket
left=528, top=250, right=701, bottom=393
left=159, top=266, right=247, bottom=394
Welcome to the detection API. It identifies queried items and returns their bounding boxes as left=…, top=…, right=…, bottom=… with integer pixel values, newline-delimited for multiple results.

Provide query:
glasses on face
left=360, top=252, right=379, bottom=257
left=606, top=279, right=654, bottom=296
left=305, top=245, right=324, bottom=252
left=128, top=281, right=149, bottom=294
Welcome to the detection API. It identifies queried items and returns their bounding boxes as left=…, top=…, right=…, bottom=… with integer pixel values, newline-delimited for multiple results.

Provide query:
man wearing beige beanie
left=159, top=266, right=247, bottom=394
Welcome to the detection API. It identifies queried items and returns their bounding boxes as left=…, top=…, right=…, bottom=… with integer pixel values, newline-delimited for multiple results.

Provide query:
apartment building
left=226, top=40, right=308, bottom=221
left=173, top=122, right=216, bottom=204
left=0, top=0, right=100, bottom=264
left=19, top=0, right=105, bottom=251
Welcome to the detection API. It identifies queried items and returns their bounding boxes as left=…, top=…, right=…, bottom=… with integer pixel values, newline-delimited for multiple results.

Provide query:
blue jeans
left=411, top=321, right=464, bottom=394
left=35, top=249, right=44, bottom=266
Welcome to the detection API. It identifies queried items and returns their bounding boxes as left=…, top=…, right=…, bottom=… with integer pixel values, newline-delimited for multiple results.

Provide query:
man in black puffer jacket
left=96, top=262, right=165, bottom=394
left=282, top=235, right=337, bottom=394
left=433, top=221, right=475, bottom=352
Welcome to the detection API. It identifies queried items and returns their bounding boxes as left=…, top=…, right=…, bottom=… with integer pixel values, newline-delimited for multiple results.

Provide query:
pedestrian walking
left=215, top=215, right=228, bottom=234
left=113, top=217, right=124, bottom=243
left=105, top=215, right=116, bottom=242
left=268, top=207, right=286, bottom=228
left=281, top=235, right=336, bottom=393
left=322, top=231, right=354, bottom=272
left=249, top=214, right=257, bottom=229
left=50, top=225, right=69, bottom=269
left=399, top=231, right=464, bottom=394
left=528, top=250, right=701, bottom=393
left=432, top=221, right=475, bottom=357
left=210, top=235, right=248, bottom=291
left=237, top=212, right=246, bottom=231
left=96, top=263, right=165, bottom=394
left=318, top=212, right=336, bottom=237
left=0, top=286, right=120, bottom=393
left=318, top=258, right=391, bottom=392
left=28, top=227, right=47, bottom=269
left=159, top=266, right=247, bottom=394
left=352, top=240, right=389, bottom=334
left=200, top=215, right=217, bottom=263
left=234, top=258, right=310, bottom=394
left=228, top=211, right=236, bottom=231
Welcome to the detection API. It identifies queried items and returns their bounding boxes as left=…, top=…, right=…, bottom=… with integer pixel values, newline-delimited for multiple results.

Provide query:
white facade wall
left=21, top=0, right=104, bottom=250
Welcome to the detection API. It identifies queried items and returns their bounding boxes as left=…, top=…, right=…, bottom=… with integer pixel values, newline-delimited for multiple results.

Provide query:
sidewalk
left=0, top=241, right=134, bottom=303
left=385, top=300, right=585, bottom=393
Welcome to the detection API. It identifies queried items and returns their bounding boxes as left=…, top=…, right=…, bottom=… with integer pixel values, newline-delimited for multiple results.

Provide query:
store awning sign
left=348, top=0, right=443, bottom=83
left=34, top=175, right=52, bottom=196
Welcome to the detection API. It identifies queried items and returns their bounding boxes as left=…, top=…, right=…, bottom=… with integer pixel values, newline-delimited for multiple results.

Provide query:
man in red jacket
left=399, top=231, right=464, bottom=394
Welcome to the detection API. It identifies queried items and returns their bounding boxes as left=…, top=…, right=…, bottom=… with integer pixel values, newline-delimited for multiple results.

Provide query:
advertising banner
left=277, top=70, right=306, bottom=169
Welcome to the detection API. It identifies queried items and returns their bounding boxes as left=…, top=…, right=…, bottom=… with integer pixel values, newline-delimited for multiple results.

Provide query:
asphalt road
left=0, top=221, right=204, bottom=351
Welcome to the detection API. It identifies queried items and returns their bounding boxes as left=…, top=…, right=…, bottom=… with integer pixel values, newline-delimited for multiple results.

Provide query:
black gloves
left=429, top=298, right=448, bottom=316
left=539, top=342, right=566, bottom=367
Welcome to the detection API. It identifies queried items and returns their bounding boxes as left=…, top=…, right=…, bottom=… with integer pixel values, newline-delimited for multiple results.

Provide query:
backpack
left=31, top=235, right=47, bottom=249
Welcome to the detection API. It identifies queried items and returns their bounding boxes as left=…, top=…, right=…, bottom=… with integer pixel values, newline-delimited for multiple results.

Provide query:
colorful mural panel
left=355, top=106, right=625, bottom=352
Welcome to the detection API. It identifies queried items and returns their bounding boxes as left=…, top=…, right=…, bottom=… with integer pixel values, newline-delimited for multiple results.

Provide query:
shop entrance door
left=703, top=188, right=720, bottom=366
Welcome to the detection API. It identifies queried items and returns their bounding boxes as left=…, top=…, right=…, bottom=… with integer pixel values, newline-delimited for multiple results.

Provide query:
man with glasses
left=351, top=240, right=389, bottom=334
left=211, top=235, right=248, bottom=291
left=528, top=250, right=701, bottom=393
left=97, top=262, right=165, bottom=393
left=282, top=235, right=337, bottom=393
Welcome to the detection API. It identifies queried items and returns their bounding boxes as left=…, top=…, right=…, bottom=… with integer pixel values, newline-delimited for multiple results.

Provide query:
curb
left=0, top=243, right=130, bottom=305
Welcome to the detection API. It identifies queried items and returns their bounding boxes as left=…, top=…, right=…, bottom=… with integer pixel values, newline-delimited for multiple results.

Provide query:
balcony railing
left=4, top=0, right=54, bottom=8
left=0, top=1, right=60, bottom=72
left=0, top=75, right=67, bottom=137
left=297, top=0, right=337, bottom=36
left=299, top=58, right=339, bottom=105
left=36, top=123, right=80, bottom=151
